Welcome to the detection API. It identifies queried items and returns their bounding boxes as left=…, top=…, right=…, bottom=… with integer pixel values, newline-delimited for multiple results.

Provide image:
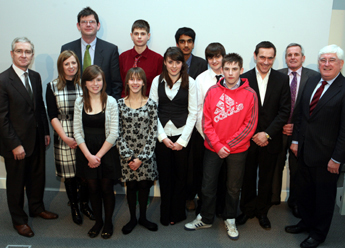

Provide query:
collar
left=288, top=67, right=302, bottom=77
left=12, top=64, right=28, bottom=78
left=81, top=37, right=97, bottom=49
left=321, top=72, right=340, bottom=86
left=222, top=78, right=241, bottom=89
left=255, top=66, right=271, bottom=79
left=161, top=76, right=182, bottom=84
left=130, top=46, right=149, bottom=58
left=186, top=54, right=193, bottom=67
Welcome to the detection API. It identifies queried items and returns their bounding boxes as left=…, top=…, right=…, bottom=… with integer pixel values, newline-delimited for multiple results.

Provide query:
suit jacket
left=292, top=73, right=345, bottom=167
left=61, top=38, right=122, bottom=100
left=0, top=66, right=49, bottom=158
left=189, top=54, right=208, bottom=80
left=278, top=67, right=320, bottom=123
left=241, top=68, right=290, bottom=153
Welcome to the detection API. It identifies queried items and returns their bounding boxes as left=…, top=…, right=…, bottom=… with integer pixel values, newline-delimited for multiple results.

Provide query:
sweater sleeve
left=105, top=98, right=119, bottom=145
left=73, top=97, right=85, bottom=145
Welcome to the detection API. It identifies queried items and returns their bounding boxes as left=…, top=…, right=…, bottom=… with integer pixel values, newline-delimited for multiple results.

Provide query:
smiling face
left=223, top=62, right=243, bottom=88
left=63, top=55, right=78, bottom=80
left=127, top=75, right=144, bottom=95
left=11, top=42, right=34, bottom=71
left=254, top=47, right=275, bottom=77
left=77, top=14, right=100, bottom=39
left=286, top=46, right=305, bottom=71
left=208, top=54, right=223, bottom=74
left=318, top=53, right=344, bottom=81
left=131, top=28, right=150, bottom=48
left=164, top=56, right=183, bottom=80
left=85, top=73, right=103, bottom=96
left=176, top=34, right=194, bottom=57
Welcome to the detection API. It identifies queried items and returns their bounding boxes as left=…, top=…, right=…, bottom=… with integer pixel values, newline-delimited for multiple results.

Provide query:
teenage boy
left=119, top=19, right=163, bottom=97
left=185, top=53, right=258, bottom=240
left=61, top=7, right=122, bottom=100
left=175, top=27, right=207, bottom=79
left=187, top=43, right=225, bottom=214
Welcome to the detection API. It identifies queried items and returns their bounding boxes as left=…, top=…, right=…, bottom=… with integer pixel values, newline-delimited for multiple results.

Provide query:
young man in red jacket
left=185, top=53, right=258, bottom=240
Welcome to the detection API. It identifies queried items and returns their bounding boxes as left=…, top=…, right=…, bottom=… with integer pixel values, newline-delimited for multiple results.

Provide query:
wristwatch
left=265, top=132, right=272, bottom=140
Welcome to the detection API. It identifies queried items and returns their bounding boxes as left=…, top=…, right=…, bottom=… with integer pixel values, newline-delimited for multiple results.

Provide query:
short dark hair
left=175, top=27, right=195, bottom=44
left=222, top=53, right=243, bottom=69
left=131, top=19, right=150, bottom=33
left=124, top=67, right=147, bottom=97
left=205, top=43, right=226, bottom=60
left=78, top=7, right=99, bottom=24
left=254, top=41, right=276, bottom=56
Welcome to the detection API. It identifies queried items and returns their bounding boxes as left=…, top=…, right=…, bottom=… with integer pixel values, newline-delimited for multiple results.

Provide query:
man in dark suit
left=175, top=27, right=208, bottom=211
left=236, top=41, right=290, bottom=229
left=0, top=37, right=58, bottom=238
left=61, top=7, right=122, bottom=100
left=285, top=44, right=345, bottom=248
left=271, top=43, right=319, bottom=218
left=175, top=27, right=207, bottom=80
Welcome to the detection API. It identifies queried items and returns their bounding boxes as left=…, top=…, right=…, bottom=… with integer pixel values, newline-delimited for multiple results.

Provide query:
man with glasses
left=0, top=37, right=58, bottom=237
left=285, top=44, right=345, bottom=248
left=236, top=41, right=290, bottom=230
left=61, top=6, right=122, bottom=100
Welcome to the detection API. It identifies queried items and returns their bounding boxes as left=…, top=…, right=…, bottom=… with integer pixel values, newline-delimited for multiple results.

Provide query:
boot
left=79, top=178, right=95, bottom=220
left=65, top=178, right=83, bottom=225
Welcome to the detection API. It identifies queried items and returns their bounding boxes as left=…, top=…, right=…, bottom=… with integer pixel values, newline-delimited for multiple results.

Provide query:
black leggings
left=126, top=180, right=153, bottom=220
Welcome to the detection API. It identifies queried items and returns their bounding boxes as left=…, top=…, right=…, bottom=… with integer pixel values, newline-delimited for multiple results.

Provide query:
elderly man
left=285, top=44, right=345, bottom=248
left=271, top=43, right=319, bottom=218
left=0, top=37, right=58, bottom=238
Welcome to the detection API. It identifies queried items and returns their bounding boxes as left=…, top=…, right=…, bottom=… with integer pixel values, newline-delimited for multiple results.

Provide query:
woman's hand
left=163, top=138, right=175, bottom=149
left=128, top=158, right=142, bottom=171
left=172, top=142, right=183, bottom=151
left=87, top=155, right=101, bottom=168
left=64, top=137, right=78, bottom=149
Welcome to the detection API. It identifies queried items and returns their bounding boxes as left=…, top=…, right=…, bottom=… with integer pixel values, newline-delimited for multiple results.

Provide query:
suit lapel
left=246, top=69, right=262, bottom=106
left=9, top=67, right=34, bottom=109
left=263, top=70, right=276, bottom=107
left=94, top=39, right=104, bottom=68
left=29, top=70, right=37, bottom=110
left=74, top=39, right=83, bottom=73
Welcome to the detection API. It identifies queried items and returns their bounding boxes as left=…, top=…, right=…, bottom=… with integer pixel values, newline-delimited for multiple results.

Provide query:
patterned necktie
left=24, top=72, right=33, bottom=100
left=288, top=72, right=297, bottom=123
left=309, top=81, right=327, bottom=115
left=216, top=75, right=222, bottom=83
left=83, top=45, right=91, bottom=71
left=133, top=54, right=142, bottom=67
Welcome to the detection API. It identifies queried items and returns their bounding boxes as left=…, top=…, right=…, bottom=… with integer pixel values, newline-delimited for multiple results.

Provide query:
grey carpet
left=0, top=189, right=344, bottom=248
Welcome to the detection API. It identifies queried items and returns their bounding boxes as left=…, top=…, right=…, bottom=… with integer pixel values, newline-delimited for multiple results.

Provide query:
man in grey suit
left=285, top=44, right=345, bottom=248
left=271, top=43, right=319, bottom=218
left=61, top=7, right=122, bottom=100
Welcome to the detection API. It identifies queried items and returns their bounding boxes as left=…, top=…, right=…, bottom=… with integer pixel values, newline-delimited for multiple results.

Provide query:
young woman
left=74, top=65, right=120, bottom=239
left=46, top=50, right=90, bottom=225
left=117, top=67, right=158, bottom=234
left=149, top=47, right=197, bottom=226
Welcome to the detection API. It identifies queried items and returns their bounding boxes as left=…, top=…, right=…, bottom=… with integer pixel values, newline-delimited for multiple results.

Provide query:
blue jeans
left=200, top=148, right=247, bottom=224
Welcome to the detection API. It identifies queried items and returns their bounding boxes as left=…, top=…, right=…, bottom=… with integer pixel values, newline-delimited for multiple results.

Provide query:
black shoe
left=71, top=203, right=82, bottom=225
left=235, top=213, right=251, bottom=225
left=256, top=214, right=271, bottom=230
left=285, top=224, right=307, bottom=234
left=80, top=202, right=96, bottom=221
left=88, top=224, right=102, bottom=238
left=139, top=218, right=158, bottom=231
left=101, top=225, right=113, bottom=239
left=122, top=219, right=137, bottom=235
left=300, top=236, right=323, bottom=248
left=292, top=206, right=301, bottom=218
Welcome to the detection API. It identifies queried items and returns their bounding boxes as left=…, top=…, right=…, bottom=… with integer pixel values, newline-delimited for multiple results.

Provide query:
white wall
left=0, top=0, right=336, bottom=198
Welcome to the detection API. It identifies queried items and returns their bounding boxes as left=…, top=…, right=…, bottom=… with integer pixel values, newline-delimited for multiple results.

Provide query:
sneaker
left=224, top=219, right=239, bottom=240
left=184, top=214, right=212, bottom=230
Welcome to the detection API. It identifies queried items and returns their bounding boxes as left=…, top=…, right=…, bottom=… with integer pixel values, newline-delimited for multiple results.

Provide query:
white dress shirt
left=149, top=75, right=197, bottom=147
left=255, top=67, right=271, bottom=106
left=81, top=37, right=97, bottom=65
left=12, top=64, right=32, bottom=91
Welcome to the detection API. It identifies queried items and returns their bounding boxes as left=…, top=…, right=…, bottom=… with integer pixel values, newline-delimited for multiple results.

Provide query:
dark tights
left=87, top=178, right=115, bottom=232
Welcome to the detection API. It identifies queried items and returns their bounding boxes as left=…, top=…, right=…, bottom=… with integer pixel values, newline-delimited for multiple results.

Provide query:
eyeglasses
left=14, top=50, right=33, bottom=55
left=319, top=58, right=338, bottom=64
left=80, top=20, right=97, bottom=25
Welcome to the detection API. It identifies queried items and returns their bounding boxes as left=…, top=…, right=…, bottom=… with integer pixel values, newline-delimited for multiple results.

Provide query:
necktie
left=133, top=54, right=142, bottom=68
left=288, top=72, right=297, bottom=123
left=24, top=72, right=33, bottom=100
left=216, top=75, right=222, bottom=82
left=83, top=45, right=91, bottom=71
left=309, top=81, right=327, bottom=115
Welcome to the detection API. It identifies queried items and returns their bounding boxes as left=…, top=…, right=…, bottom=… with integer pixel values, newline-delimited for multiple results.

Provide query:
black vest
left=158, top=79, right=188, bottom=128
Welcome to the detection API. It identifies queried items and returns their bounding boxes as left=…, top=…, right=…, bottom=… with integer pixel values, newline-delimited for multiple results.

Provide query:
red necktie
left=309, top=81, right=327, bottom=115
left=133, top=54, right=142, bottom=68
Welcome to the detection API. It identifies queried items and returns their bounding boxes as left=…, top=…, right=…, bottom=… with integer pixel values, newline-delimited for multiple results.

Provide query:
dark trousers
left=155, top=135, right=190, bottom=224
left=271, top=134, right=298, bottom=206
left=240, top=141, right=278, bottom=216
left=201, top=149, right=247, bottom=224
left=297, top=159, right=339, bottom=242
left=5, top=134, right=45, bottom=225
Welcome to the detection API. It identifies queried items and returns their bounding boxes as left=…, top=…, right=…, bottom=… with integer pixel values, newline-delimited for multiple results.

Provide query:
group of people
left=0, top=6, right=344, bottom=248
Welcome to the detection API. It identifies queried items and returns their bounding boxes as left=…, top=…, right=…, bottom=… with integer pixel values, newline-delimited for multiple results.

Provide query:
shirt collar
left=223, top=78, right=241, bottom=89
left=81, top=37, right=97, bottom=49
left=130, top=46, right=149, bottom=58
left=322, top=72, right=340, bottom=86
left=255, top=66, right=271, bottom=79
left=12, top=64, right=28, bottom=78
left=186, top=54, right=193, bottom=68
left=288, top=67, right=302, bottom=77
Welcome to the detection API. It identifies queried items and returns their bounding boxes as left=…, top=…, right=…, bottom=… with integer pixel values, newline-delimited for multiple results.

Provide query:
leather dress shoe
left=235, top=213, right=252, bottom=225
left=80, top=203, right=96, bottom=221
left=36, top=210, right=59, bottom=219
left=139, top=218, right=158, bottom=231
left=291, top=206, right=301, bottom=218
left=256, top=215, right=271, bottom=229
left=285, top=224, right=307, bottom=234
left=71, top=203, right=83, bottom=225
left=13, top=224, right=34, bottom=237
left=300, top=236, right=323, bottom=248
